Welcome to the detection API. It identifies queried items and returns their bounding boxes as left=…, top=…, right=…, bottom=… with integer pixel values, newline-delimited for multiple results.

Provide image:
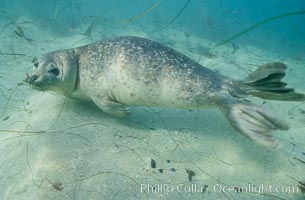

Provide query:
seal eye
left=48, top=68, right=60, bottom=76
left=34, top=63, right=38, bottom=68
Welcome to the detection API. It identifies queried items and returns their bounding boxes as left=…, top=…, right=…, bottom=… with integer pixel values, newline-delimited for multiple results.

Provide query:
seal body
left=27, top=36, right=305, bottom=147
left=74, top=36, right=228, bottom=110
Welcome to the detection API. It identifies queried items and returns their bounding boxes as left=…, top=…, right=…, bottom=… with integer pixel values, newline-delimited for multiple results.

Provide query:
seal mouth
left=28, top=83, right=47, bottom=91
left=24, top=73, right=50, bottom=91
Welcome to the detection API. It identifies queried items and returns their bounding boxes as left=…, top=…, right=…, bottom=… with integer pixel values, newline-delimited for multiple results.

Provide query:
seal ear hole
left=48, top=68, right=60, bottom=76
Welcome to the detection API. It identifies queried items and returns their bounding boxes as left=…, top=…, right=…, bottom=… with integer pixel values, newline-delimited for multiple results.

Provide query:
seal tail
left=231, top=62, right=305, bottom=101
left=215, top=95, right=289, bottom=148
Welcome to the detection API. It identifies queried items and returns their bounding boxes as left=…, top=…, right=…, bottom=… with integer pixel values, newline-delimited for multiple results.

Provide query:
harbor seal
left=25, top=36, right=305, bottom=147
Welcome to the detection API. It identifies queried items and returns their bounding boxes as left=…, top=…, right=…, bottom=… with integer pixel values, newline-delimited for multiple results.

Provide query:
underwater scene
left=0, top=0, right=305, bottom=199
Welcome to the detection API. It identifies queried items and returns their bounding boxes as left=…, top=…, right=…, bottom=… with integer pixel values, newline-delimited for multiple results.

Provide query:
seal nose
left=29, top=75, right=38, bottom=83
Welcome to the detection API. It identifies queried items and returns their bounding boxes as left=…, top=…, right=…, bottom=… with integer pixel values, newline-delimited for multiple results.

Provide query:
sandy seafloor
left=0, top=17, right=305, bottom=200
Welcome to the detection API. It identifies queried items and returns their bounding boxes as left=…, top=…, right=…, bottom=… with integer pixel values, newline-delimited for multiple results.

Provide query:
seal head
left=26, top=49, right=77, bottom=96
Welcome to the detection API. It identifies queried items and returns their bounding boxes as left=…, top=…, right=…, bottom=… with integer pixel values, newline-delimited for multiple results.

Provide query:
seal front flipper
left=214, top=94, right=289, bottom=148
left=91, top=95, right=130, bottom=118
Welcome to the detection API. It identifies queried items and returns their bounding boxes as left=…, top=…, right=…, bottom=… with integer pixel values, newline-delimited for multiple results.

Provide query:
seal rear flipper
left=232, top=62, right=305, bottom=101
left=215, top=95, right=289, bottom=148
left=91, top=96, right=130, bottom=118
